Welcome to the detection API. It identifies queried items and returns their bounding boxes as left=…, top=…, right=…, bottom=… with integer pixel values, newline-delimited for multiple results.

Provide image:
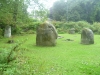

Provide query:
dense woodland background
left=0, top=0, right=100, bottom=37
left=49, top=0, right=100, bottom=23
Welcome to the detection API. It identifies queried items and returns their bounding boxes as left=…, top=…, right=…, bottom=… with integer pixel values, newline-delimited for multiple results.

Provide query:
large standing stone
left=4, top=25, right=11, bottom=38
left=81, top=28, right=94, bottom=45
left=36, top=21, right=58, bottom=46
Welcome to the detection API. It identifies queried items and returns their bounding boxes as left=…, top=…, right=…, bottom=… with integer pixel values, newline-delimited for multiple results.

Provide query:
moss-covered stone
left=68, top=28, right=75, bottom=34
left=81, top=28, right=94, bottom=45
left=36, top=21, right=58, bottom=46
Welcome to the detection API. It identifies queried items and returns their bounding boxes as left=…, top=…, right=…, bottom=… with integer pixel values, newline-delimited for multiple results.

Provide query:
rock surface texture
left=36, top=21, right=58, bottom=46
left=4, top=25, right=11, bottom=38
left=81, top=28, right=94, bottom=45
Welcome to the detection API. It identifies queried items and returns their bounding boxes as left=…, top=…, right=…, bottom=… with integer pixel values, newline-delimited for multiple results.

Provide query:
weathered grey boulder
left=36, top=21, right=58, bottom=46
left=81, top=28, right=94, bottom=45
left=68, top=28, right=75, bottom=34
left=4, top=25, right=11, bottom=38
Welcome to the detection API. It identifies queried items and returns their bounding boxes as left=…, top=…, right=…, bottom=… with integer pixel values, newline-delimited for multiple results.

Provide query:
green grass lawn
left=0, top=34, right=100, bottom=75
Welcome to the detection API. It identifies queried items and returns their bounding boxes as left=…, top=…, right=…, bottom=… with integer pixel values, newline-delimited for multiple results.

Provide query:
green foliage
left=0, top=39, right=28, bottom=74
left=12, top=26, right=22, bottom=34
left=32, top=10, right=48, bottom=21
left=76, top=21, right=91, bottom=33
left=0, top=48, right=16, bottom=74
left=0, top=0, right=28, bottom=25
left=49, top=0, right=100, bottom=23
left=0, top=0, right=33, bottom=36
left=92, top=22, right=100, bottom=34
left=0, top=29, right=4, bottom=38
left=11, top=19, right=43, bottom=34
left=26, top=30, right=36, bottom=34
left=52, top=21, right=91, bottom=34
left=0, top=28, right=3, bottom=36
left=52, top=21, right=100, bottom=34
left=27, top=21, right=42, bottom=30
left=49, top=0, right=67, bottom=21
left=21, top=21, right=43, bottom=34
left=0, top=13, right=14, bottom=25
left=0, top=49, right=16, bottom=64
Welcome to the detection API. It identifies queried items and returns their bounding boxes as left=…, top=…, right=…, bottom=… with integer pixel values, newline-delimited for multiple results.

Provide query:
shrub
left=12, top=26, right=22, bottom=34
left=57, top=28, right=66, bottom=34
left=52, top=21, right=91, bottom=34
left=75, top=21, right=91, bottom=33
left=92, top=22, right=100, bottom=34
left=0, top=49, right=16, bottom=64
left=26, top=30, right=36, bottom=34
left=0, top=28, right=3, bottom=38
left=0, top=39, right=27, bottom=74
left=0, top=48, right=16, bottom=74
left=0, top=28, right=3, bottom=35
left=21, top=21, right=43, bottom=33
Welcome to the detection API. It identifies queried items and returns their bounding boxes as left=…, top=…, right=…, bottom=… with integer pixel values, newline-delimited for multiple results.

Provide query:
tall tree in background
left=0, top=0, right=30, bottom=26
left=49, top=0, right=67, bottom=21
left=29, top=0, right=48, bottom=21
left=0, top=0, right=30, bottom=36
left=49, top=0, right=100, bottom=23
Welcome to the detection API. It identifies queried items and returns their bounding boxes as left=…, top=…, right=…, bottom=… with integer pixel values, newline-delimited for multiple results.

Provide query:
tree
left=49, top=0, right=67, bottom=21
left=28, top=0, right=48, bottom=21
left=0, top=0, right=29, bottom=37
left=49, top=0, right=100, bottom=23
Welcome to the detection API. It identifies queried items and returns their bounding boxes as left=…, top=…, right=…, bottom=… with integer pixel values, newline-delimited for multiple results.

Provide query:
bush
left=0, top=48, right=16, bottom=64
left=0, top=48, right=16, bottom=74
left=57, top=28, right=66, bottom=34
left=0, top=40, right=26, bottom=74
left=12, top=26, right=22, bottom=34
left=28, top=21, right=43, bottom=30
left=92, top=22, right=100, bottom=34
left=26, top=30, right=36, bottom=34
left=0, top=28, right=3, bottom=37
left=21, top=21, right=43, bottom=33
left=52, top=21, right=91, bottom=34
left=75, top=21, right=91, bottom=33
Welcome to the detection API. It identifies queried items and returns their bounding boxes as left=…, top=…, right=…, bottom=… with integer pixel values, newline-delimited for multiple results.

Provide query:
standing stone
left=4, top=25, right=11, bottom=38
left=36, top=21, right=58, bottom=46
left=81, top=28, right=94, bottom=45
left=68, top=28, right=75, bottom=34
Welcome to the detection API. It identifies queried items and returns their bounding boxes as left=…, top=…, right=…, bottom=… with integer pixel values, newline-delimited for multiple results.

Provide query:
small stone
left=68, top=28, right=75, bottom=34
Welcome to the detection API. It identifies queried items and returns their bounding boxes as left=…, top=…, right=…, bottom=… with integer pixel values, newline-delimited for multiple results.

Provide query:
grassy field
left=0, top=34, right=100, bottom=75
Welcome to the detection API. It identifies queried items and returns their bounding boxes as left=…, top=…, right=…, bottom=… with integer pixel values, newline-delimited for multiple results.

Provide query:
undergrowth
left=0, top=39, right=27, bottom=75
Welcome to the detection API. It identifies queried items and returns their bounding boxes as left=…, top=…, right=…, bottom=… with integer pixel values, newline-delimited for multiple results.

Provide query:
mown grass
left=0, top=34, right=100, bottom=75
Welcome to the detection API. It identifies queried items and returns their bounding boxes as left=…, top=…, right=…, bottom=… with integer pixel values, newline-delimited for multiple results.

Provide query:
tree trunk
left=13, top=0, right=18, bottom=22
